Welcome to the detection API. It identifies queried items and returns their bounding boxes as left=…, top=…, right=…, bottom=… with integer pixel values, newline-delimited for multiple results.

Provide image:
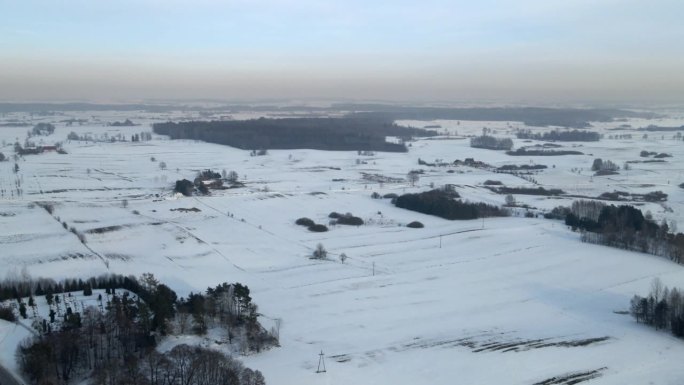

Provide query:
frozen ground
left=1, top=109, right=684, bottom=384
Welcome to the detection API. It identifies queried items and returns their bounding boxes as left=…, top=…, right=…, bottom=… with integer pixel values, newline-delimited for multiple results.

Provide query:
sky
left=1, top=0, right=683, bottom=105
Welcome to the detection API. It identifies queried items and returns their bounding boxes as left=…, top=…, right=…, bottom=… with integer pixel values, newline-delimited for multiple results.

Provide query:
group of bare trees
left=631, top=278, right=684, bottom=338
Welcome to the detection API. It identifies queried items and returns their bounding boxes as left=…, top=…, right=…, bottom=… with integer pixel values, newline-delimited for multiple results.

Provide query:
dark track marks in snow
left=400, top=334, right=610, bottom=354
left=532, top=367, right=607, bottom=385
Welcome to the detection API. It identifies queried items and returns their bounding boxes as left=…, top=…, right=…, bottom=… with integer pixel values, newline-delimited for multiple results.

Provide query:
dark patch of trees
left=0, top=306, right=16, bottom=321
left=630, top=278, right=684, bottom=339
left=406, top=221, right=424, bottom=228
left=597, top=190, right=667, bottom=202
left=295, top=217, right=328, bottom=232
left=178, top=282, right=277, bottom=353
left=295, top=217, right=315, bottom=227
left=175, top=179, right=195, bottom=196
left=31, top=123, right=55, bottom=136
left=566, top=203, right=684, bottom=262
left=308, top=224, right=329, bottom=232
left=506, top=148, right=584, bottom=156
left=516, top=129, right=599, bottom=142
left=394, top=189, right=508, bottom=220
left=330, top=213, right=364, bottom=226
left=544, top=205, right=571, bottom=220
left=108, top=119, right=136, bottom=126
left=591, top=158, right=619, bottom=172
left=490, top=186, right=565, bottom=196
left=497, top=164, right=547, bottom=171
left=637, top=125, right=684, bottom=132
left=152, top=117, right=438, bottom=152
left=469, top=135, right=513, bottom=150
left=344, top=105, right=655, bottom=128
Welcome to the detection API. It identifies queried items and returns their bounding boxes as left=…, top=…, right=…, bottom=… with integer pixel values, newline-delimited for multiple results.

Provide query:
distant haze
left=1, top=0, right=683, bottom=104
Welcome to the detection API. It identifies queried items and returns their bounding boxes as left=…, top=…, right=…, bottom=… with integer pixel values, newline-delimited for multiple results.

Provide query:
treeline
left=491, top=186, right=565, bottom=196
left=506, top=148, right=584, bottom=156
left=630, top=278, right=684, bottom=338
left=153, top=117, right=438, bottom=152
left=0, top=273, right=145, bottom=303
left=393, top=189, right=509, bottom=220
left=345, top=106, right=656, bottom=128
left=497, top=164, right=547, bottom=171
left=565, top=201, right=684, bottom=262
left=469, top=135, right=513, bottom=150
left=516, top=129, right=600, bottom=142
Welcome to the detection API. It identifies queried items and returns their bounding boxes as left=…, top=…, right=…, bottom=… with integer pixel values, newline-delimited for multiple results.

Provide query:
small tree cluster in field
left=31, top=123, right=55, bottom=136
left=470, top=135, right=513, bottom=150
left=407, top=170, right=420, bottom=186
left=175, top=179, right=195, bottom=196
left=591, top=158, right=619, bottom=175
left=311, top=243, right=328, bottom=259
left=295, top=217, right=328, bottom=232
left=308, top=224, right=328, bottom=232
left=516, top=129, right=599, bottom=142
left=329, top=212, right=364, bottom=226
left=406, top=221, right=424, bottom=228
left=394, top=189, right=509, bottom=220
left=295, top=217, right=315, bottom=227
left=631, top=278, right=684, bottom=337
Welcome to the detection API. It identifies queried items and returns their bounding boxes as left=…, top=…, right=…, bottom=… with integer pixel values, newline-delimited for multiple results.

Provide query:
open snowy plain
left=2, top=109, right=684, bottom=384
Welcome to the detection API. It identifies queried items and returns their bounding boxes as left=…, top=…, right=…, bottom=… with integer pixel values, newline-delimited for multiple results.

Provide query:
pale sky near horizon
left=1, top=0, right=683, bottom=104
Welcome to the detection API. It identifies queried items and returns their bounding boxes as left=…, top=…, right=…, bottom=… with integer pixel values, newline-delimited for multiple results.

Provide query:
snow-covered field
left=2, top=109, right=684, bottom=384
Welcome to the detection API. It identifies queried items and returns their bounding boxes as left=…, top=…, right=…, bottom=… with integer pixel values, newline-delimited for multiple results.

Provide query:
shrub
left=312, top=243, right=327, bottom=259
left=483, top=180, right=503, bottom=186
left=406, top=221, right=424, bottom=228
left=544, top=205, right=570, bottom=220
left=175, top=179, right=194, bottom=196
left=328, top=212, right=342, bottom=219
left=0, top=306, right=15, bottom=322
left=295, top=217, right=315, bottom=227
left=336, top=215, right=364, bottom=226
left=308, top=224, right=328, bottom=232
left=383, top=193, right=398, bottom=199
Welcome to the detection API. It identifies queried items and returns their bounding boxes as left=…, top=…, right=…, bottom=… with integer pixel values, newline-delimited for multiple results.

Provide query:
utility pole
left=439, top=234, right=442, bottom=248
left=316, top=350, right=327, bottom=373
left=372, top=262, right=375, bottom=276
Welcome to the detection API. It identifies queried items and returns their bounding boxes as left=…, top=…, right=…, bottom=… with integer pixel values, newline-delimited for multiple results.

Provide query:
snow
left=1, top=109, right=684, bottom=383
